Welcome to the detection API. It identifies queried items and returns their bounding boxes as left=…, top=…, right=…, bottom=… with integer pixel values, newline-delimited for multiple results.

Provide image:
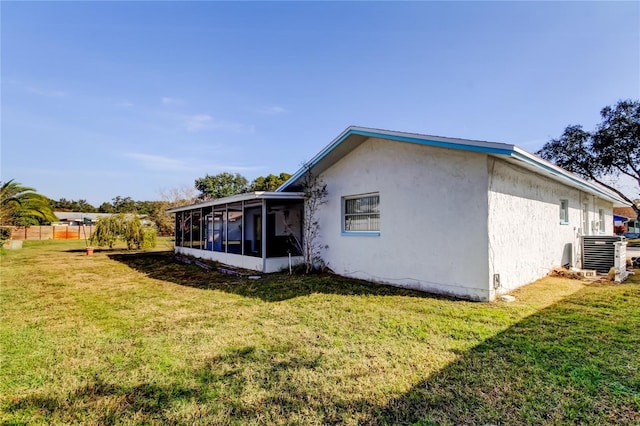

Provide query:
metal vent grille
left=581, top=236, right=625, bottom=273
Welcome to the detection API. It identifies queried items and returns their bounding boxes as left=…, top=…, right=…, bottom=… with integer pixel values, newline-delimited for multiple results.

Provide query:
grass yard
left=1, top=240, right=639, bottom=425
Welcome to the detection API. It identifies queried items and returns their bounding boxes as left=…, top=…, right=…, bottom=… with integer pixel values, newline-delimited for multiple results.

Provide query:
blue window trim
left=341, top=231, right=381, bottom=237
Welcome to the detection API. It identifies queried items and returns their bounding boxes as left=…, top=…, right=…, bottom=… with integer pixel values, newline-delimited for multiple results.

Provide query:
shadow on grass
left=107, top=251, right=438, bottom=302
left=6, top=377, right=201, bottom=424
left=4, top=345, right=334, bottom=424
left=369, top=281, right=640, bottom=425
left=4, top=281, right=639, bottom=424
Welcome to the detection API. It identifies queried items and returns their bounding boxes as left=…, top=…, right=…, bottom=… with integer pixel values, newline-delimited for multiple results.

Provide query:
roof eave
left=166, top=191, right=304, bottom=213
left=509, top=148, right=629, bottom=205
left=277, top=126, right=514, bottom=192
left=277, top=126, right=629, bottom=206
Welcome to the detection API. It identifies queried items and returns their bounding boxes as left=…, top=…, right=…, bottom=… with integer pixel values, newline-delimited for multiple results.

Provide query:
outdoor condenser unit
left=581, top=235, right=626, bottom=274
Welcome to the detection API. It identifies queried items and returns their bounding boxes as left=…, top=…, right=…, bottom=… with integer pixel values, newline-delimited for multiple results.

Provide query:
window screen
left=344, top=194, right=380, bottom=231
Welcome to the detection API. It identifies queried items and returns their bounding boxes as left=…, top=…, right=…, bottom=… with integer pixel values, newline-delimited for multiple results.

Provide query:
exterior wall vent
left=581, top=235, right=625, bottom=274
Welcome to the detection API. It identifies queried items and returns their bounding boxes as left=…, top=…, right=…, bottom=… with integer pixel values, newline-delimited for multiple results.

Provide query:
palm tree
left=0, top=180, right=58, bottom=226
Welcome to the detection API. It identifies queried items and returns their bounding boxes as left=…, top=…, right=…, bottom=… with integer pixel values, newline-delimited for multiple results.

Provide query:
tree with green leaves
left=90, top=213, right=157, bottom=249
left=53, top=198, right=98, bottom=212
left=97, top=196, right=138, bottom=213
left=98, top=202, right=116, bottom=213
left=0, top=180, right=58, bottom=226
left=537, top=99, right=640, bottom=219
left=249, top=173, right=292, bottom=192
left=111, top=196, right=137, bottom=213
left=194, top=172, right=249, bottom=200
left=134, top=200, right=174, bottom=236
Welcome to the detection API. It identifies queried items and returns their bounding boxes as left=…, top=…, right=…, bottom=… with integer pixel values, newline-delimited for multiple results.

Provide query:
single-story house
left=169, top=126, right=629, bottom=301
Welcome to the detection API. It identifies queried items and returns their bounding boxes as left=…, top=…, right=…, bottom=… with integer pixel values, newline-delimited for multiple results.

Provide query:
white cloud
left=183, top=114, right=254, bottom=133
left=258, top=105, right=287, bottom=115
left=185, top=114, right=214, bottom=132
left=162, top=96, right=184, bottom=106
left=116, top=100, right=134, bottom=108
left=26, top=86, right=67, bottom=97
left=125, top=152, right=263, bottom=174
left=125, top=153, right=189, bottom=171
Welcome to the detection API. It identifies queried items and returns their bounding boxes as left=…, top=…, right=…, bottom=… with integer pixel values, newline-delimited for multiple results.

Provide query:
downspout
left=241, top=200, right=245, bottom=256
left=225, top=204, right=228, bottom=253
left=261, top=199, right=267, bottom=273
left=180, top=212, right=184, bottom=249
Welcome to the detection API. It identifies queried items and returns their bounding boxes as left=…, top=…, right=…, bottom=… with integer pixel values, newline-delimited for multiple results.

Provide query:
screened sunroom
left=167, top=192, right=304, bottom=273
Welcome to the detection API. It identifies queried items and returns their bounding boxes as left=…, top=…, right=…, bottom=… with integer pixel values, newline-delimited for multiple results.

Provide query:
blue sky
left=2, top=1, right=638, bottom=206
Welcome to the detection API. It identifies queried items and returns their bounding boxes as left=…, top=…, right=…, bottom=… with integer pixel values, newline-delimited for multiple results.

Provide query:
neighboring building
left=54, top=212, right=113, bottom=226
left=170, top=126, right=628, bottom=301
left=613, top=206, right=640, bottom=238
left=54, top=212, right=151, bottom=226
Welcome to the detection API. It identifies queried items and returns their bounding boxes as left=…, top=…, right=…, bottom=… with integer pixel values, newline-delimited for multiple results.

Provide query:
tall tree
left=111, top=196, right=137, bottom=213
left=98, top=202, right=116, bottom=213
left=194, top=172, right=248, bottom=200
left=249, top=172, right=292, bottom=192
left=0, top=180, right=58, bottom=226
left=537, top=99, right=640, bottom=218
left=97, top=196, right=137, bottom=213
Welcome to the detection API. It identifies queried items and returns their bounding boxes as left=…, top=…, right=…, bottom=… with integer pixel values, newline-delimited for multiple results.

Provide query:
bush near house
left=1, top=241, right=638, bottom=425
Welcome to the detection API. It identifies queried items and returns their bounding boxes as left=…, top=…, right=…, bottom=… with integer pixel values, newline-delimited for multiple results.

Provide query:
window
left=559, top=199, right=569, bottom=224
left=598, top=209, right=605, bottom=233
left=344, top=193, right=380, bottom=233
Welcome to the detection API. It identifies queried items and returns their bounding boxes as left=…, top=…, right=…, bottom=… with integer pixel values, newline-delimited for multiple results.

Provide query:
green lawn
left=1, top=240, right=639, bottom=425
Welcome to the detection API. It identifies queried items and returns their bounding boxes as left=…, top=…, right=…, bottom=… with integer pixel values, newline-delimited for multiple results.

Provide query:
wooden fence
left=1, top=225, right=96, bottom=241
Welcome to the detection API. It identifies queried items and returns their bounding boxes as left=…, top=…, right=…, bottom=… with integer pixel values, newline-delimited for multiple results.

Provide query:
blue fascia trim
left=341, top=231, right=381, bottom=237
left=352, top=130, right=513, bottom=156
left=278, top=128, right=513, bottom=192
left=278, top=128, right=355, bottom=192
left=510, top=151, right=623, bottom=203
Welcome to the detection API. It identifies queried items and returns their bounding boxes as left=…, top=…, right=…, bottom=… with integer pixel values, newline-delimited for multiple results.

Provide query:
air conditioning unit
left=581, top=235, right=625, bottom=273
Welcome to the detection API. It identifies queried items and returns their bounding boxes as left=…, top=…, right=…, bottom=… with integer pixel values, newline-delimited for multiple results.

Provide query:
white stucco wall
left=316, top=137, right=492, bottom=301
left=486, top=158, right=614, bottom=297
